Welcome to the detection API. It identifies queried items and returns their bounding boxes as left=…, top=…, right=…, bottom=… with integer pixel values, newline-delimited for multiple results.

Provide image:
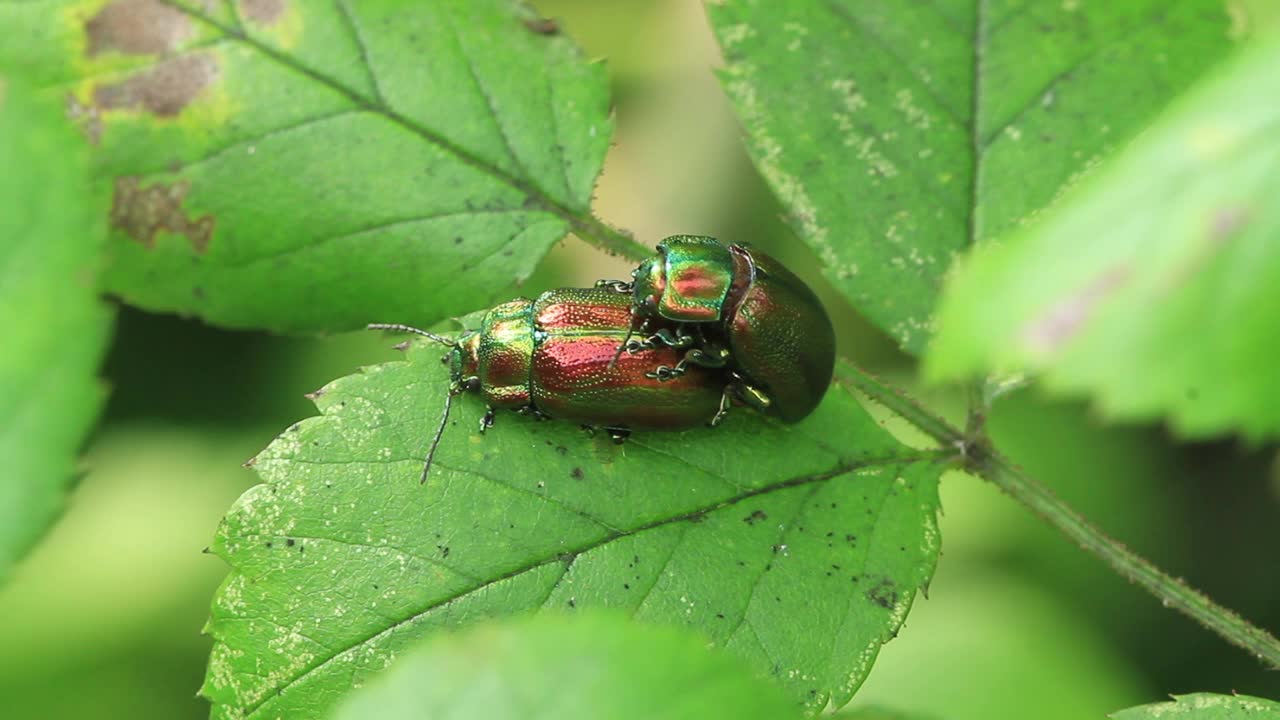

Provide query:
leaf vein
left=232, top=454, right=941, bottom=717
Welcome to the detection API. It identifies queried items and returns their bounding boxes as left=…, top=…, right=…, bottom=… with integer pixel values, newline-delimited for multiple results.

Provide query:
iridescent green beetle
left=607, top=235, right=836, bottom=423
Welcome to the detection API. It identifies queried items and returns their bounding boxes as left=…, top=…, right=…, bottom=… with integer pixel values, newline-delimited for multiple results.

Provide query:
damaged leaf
left=202, top=346, right=943, bottom=718
left=0, top=75, right=113, bottom=581
left=708, top=0, right=1245, bottom=353
left=0, top=0, right=613, bottom=332
left=331, top=614, right=804, bottom=720
left=928, top=38, right=1280, bottom=440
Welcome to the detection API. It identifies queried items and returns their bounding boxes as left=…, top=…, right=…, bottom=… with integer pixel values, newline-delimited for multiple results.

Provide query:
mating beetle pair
left=371, top=235, right=835, bottom=480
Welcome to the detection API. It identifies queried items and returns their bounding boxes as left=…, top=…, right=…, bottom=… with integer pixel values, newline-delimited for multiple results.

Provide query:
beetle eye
left=465, top=377, right=481, bottom=391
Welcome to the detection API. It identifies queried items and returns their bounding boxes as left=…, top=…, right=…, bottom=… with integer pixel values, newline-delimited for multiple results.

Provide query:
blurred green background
left=1, top=2, right=1276, bottom=718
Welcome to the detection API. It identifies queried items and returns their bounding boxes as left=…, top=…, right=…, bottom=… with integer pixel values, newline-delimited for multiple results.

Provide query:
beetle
left=605, top=235, right=836, bottom=423
left=371, top=286, right=765, bottom=482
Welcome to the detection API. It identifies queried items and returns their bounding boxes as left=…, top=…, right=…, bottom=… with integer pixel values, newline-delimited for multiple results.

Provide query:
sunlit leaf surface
left=709, top=0, right=1243, bottom=353
left=1110, top=693, right=1280, bottom=719
left=929, top=38, right=1280, bottom=439
left=0, top=0, right=612, bottom=332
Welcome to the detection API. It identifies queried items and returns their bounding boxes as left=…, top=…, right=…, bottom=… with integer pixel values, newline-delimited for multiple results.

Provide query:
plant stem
left=837, top=364, right=1280, bottom=670
left=976, top=450, right=1280, bottom=669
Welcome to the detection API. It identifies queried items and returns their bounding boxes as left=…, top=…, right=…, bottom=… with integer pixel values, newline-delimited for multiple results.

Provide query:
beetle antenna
left=367, top=323, right=456, bottom=348
left=607, top=311, right=641, bottom=370
left=420, top=385, right=460, bottom=484
left=607, top=327, right=633, bottom=371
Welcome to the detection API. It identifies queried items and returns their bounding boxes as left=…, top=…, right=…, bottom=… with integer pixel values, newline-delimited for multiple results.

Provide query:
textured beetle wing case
left=730, top=251, right=837, bottom=422
left=531, top=288, right=722, bottom=428
left=475, top=299, right=536, bottom=409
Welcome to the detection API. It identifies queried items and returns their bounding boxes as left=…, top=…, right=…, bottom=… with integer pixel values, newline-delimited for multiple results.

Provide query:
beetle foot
left=604, top=426, right=631, bottom=444
left=624, top=338, right=654, bottom=354
left=479, top=407, right=496, bottom=433
left=645, top=365, right=686, bottom=381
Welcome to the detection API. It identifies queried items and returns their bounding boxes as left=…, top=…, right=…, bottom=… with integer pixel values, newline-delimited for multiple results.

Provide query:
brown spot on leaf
left=240, top=0, right=285, bottom=25
left=522, top=17, right=560, bottom=34
left=86, top=0, right=192, bottom=56
left=1021, top=266, right=1130, bottom=355
left=111, top=176, right=215, bottom=252
left=94, top=53, right=217, bottom=117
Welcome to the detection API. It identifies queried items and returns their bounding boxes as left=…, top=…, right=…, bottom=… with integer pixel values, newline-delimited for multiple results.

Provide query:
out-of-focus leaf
left=832, top=707, right=938, bottom=720
left=0, top=0, right=612, bottom=333
left=850, top=564, right=1146, bottom=720
left=202, top=347, right=944, bottom=719
left=1110, top=693, right=1280, bottom=719
left=708, top=0, right=1244, bottom=353
left=330, top=613, right=803, bottom=720
left=928, top=38, right=1280, bottom=439
left=0, top=74, right=112, bottom=580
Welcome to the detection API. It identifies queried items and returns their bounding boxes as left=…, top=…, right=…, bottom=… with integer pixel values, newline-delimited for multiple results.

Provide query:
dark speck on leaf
left=438, top=545, right=450, bottom=558
left=285, top=538, right=295, bottom=547
left=570, top=467, right=584, bottom=480
left=555, top=445, right=568, bottom=455
left=744, top=509, right=768, bottom=525
left=567, top=598, right=576, bottom=608
left=866, top=578, right=899, bottom=610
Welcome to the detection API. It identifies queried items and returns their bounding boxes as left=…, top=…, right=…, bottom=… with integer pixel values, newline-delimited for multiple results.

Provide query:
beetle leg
left=645, top=364, right=683, bottom=381
left=604, top=426, right=631, bottom=444
left=594, top=279, right=634, bottom=294
left=708, top=385, right=734, bottom=427
left=647, top=327, right=696, bottom=349
left=730, top=373, right=773, bottom=414
left=644, top=345, right=731, bottom=381
left=479, top=407, right=496, bottom=433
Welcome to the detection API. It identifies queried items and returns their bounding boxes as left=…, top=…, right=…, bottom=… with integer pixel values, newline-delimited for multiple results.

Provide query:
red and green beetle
left=372, top=236, right=835, bottom=480
left=372, top=287, right=739, bottom=480
left=611, top=235, right=836, bottom=423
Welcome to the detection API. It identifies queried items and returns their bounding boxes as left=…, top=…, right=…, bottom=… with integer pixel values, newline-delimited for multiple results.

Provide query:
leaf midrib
left=231, top=452, right=945, bottom=717
left=161, top=0, right=589, bottom=232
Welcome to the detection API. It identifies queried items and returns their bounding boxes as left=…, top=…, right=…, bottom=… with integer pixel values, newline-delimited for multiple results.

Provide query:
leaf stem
left=837, top=364, right=1280, bottom=670
left=571, top=214, right=649, bottom=263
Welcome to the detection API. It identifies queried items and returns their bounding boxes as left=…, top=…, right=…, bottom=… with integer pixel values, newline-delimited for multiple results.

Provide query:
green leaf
left=833, top=708, right=938, bottom=720
left=927, top=38, right=1280, bottom=439
left=708, top=0, right=1244, bottom=353
left=202, top=347, right=943, bottom=719
left=330, top=613, right=804, bottom=720
left=0, top=0, right=612, bottom=333
left=0, top=74, right=112, bottom=579
left=1110, top=693, right=1280, bottom=719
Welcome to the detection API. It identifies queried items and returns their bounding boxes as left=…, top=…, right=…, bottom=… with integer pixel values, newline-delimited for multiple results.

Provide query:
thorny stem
left=838, top=364, right=1280, bottom=670
left=572, top=214, right=650, bottom=263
